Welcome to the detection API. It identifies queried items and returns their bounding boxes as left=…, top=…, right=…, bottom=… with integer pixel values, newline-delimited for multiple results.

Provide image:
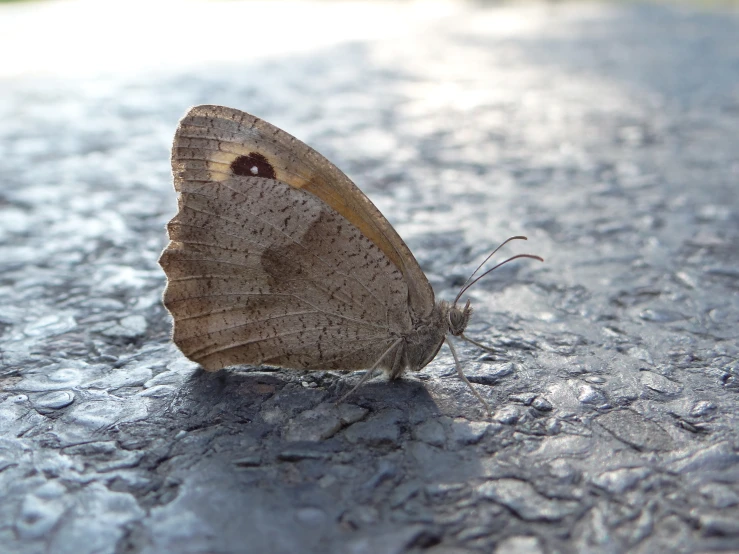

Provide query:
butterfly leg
left=446, top=336, right=492, bottom=417
left=387, top=341, right=407, bottom=380
left=460, top=333, right=500, bottom=356
left=336, top=338, right=403, bottom=404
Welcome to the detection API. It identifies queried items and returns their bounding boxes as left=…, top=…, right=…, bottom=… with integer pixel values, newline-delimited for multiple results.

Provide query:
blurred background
left=2, top=0, right=737, bottom=81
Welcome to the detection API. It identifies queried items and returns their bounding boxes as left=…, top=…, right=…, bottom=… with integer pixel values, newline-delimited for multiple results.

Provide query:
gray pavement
left=1, top=1, right=738, bottom=553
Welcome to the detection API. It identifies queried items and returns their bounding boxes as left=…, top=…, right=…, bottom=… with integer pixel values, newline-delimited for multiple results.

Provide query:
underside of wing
left=159, top=175, right=411, bottom=371
left=171, top=104, right=435, bottom=319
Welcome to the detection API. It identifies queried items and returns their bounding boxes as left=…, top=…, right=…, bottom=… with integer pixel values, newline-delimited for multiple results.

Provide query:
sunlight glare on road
left=0, top=0, right=469, bottom=78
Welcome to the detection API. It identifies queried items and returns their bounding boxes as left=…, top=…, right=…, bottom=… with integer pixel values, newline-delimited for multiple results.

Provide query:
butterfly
left=159, top=105, right=542, bottom=414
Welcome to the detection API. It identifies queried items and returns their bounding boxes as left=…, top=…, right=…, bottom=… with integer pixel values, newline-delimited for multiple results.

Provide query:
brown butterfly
left=159, top=105, right=542, bottom=413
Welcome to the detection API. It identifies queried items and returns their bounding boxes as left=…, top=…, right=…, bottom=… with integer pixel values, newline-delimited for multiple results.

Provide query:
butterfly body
left=160, top=105, right=539, bottom=411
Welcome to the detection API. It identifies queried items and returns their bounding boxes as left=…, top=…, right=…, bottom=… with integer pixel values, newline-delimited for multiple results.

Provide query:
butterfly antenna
left=455, top=254, right=544, bottom=304
left=446, top=336, right=492, bottom=417
left=453, top=236, right=530, bottom=306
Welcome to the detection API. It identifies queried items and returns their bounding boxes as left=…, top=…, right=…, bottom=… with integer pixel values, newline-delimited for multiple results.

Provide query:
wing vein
left=180, top=198, right=387, bottom=319
left=190, top=324, right=392, bottom=359
left=166, top=292, right=389, bottom=332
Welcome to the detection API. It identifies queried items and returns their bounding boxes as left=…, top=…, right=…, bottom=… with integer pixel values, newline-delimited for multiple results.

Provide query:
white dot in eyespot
left=250, top=166, right=259, bottom=175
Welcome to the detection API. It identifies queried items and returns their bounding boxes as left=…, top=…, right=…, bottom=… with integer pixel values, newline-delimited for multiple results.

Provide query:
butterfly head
left=447, top=299, right=473, bottom=336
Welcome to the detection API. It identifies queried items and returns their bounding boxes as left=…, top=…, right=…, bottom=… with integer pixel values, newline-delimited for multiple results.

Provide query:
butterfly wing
left=170, top=105, right=435, bottom=319
left=160, top=172, right=414, bottom=371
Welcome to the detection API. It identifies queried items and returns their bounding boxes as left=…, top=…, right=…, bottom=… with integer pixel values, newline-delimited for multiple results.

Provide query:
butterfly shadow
left=177, top=366, right=492, bottom=470
left=338, top=373, right=445, bottom=415
left=177, top=366, right=447, bottom=426
left=148, top=367, right=493, bottom=552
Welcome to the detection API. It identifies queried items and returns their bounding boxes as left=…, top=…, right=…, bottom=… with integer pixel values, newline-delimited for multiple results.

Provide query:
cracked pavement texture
left=1, top=1, right=738, bottom=553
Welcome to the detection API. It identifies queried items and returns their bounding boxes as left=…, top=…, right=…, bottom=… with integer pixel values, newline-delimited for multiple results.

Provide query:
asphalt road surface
left=0, top=1, right=738, bottom=553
